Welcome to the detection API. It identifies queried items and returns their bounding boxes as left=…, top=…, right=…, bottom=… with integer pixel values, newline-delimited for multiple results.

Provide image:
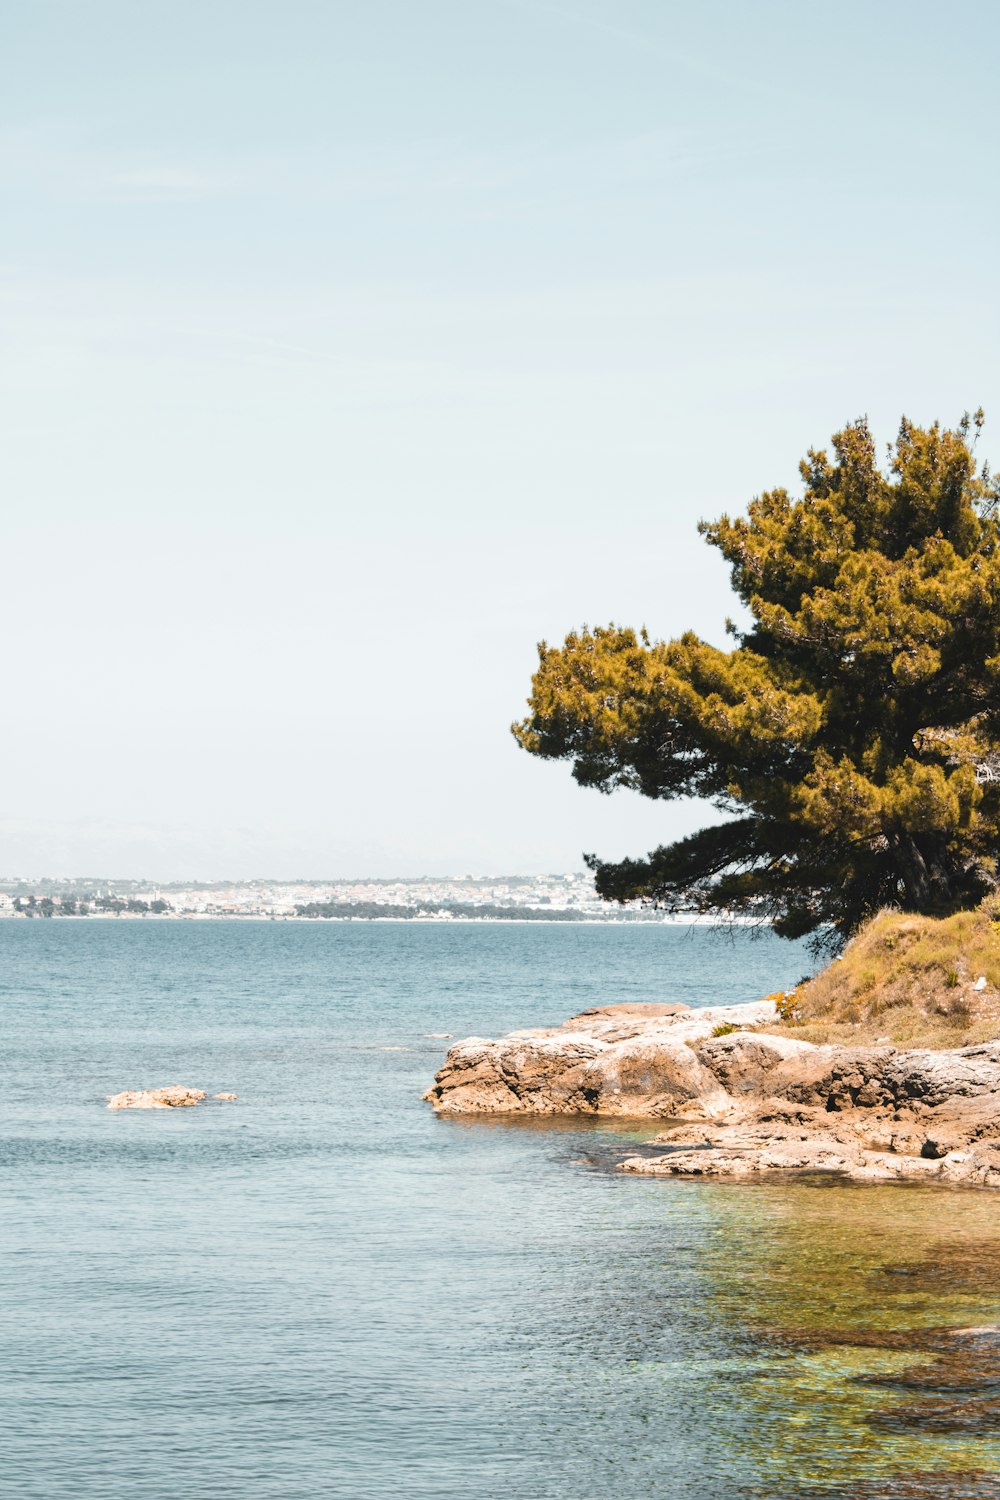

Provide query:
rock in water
left=106, top=1086, right=207, bottom=1110
left=214, top=1092, right=237, bottom=1101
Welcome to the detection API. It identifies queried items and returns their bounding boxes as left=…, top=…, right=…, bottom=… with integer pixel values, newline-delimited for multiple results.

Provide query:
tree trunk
left=895, top=834, right=954, bottom=912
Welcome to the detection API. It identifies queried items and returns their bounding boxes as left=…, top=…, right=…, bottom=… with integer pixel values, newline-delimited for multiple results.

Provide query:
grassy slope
left=767, top=903, right=1000, bottom=1048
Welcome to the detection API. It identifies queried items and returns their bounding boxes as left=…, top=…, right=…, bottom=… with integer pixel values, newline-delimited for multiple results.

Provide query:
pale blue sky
left=1, top=1, right=998, bottom=877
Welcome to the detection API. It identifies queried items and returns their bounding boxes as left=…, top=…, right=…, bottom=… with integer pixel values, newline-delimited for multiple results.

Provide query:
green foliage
left=711, top=1022, right=739, bottom=1037
left=294, top=901, right=599, bottom=921
left=513, top=414, right=1000, bottom=945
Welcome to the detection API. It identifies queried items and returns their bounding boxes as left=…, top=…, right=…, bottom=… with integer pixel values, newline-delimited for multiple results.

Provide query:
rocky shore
left=424, top=1001, right=1000, bottom=1187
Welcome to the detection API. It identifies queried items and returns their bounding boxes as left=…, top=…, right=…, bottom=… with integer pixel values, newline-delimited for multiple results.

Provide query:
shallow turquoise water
left=1, top=920, right=998, bottom=1499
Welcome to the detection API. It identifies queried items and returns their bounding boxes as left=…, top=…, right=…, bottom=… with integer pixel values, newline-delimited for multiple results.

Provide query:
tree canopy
left=513, top=415, right=1000, bottom=946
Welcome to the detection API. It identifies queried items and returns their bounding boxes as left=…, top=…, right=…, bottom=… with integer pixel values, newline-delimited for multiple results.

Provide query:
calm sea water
left=2, top=920, right=999, bottom=1500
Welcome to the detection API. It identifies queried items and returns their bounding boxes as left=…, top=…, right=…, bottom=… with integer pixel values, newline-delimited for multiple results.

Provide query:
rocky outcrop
left=424, top=1000, right=780, bottom=1118
left=619, top=1102, right=1000, bottom=1187
left=763, top=1040, right=1000, bottom=1112
left=693, top=1030, right=819, bottom=1093
left=107, top=1086, right=207, bottom=1109
left=425, top=1003, right=1000, bottom=1187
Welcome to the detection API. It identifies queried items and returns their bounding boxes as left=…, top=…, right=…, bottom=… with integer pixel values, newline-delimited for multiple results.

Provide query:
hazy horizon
left=4, top=1, right=999, bottom=879
left=0, top=870, right=592, bottom=885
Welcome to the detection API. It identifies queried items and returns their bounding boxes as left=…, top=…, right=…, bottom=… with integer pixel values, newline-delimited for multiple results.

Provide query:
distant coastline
left=0, top=908, right=708, bottom=925
left=0, top=873, right=698, bottom=923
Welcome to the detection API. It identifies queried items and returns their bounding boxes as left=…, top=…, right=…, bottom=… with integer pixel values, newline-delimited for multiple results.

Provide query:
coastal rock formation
left=619, top=1102, right=1000, bottom=1187
left=424, top=999, right=782, bottom=1118
left=425, top=1003, right=1000, bottom=1186
left=106, top=1086, right=207, bottom=1110
left=692, top=1030, right=819, bottom=1093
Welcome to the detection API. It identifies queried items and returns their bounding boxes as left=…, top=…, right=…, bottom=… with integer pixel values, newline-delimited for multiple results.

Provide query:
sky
left=1, top=0, right=999, bottom=879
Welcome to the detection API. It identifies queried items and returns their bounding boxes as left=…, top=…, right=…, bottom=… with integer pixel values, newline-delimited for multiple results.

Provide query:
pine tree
left=513, top=415, right=1000, bottom=946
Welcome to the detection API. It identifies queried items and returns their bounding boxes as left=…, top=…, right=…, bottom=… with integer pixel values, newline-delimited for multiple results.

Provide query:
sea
left=2, top=919, right=999, bottom=1500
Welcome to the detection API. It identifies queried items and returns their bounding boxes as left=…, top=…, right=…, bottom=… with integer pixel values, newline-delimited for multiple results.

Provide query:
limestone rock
left=769, top=1041, right=1000, bottom=1111
left=695, top=1030, right=818, bottom=1093
left=620, top=1124, right=1000, bottom=1188
left=107, top=1086, right=207, bottom=1110
left=614, top=1044, right=1000, bottom=1187
left=214, top=1092, right=237, bottom=1101
left=425, top=998, right=1000, bottom=1188
left=424, top=1000, right=778, bottom=1118
left=564, top=1002, right=691, bottom=1028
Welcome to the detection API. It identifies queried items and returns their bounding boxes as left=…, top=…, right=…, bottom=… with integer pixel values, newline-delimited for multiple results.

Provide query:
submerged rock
left=106, top=1086, right=207, bottom=1110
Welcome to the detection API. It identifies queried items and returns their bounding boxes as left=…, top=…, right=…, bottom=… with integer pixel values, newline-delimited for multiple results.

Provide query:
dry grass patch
left=767, top=902, right=1000, bottom=1048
